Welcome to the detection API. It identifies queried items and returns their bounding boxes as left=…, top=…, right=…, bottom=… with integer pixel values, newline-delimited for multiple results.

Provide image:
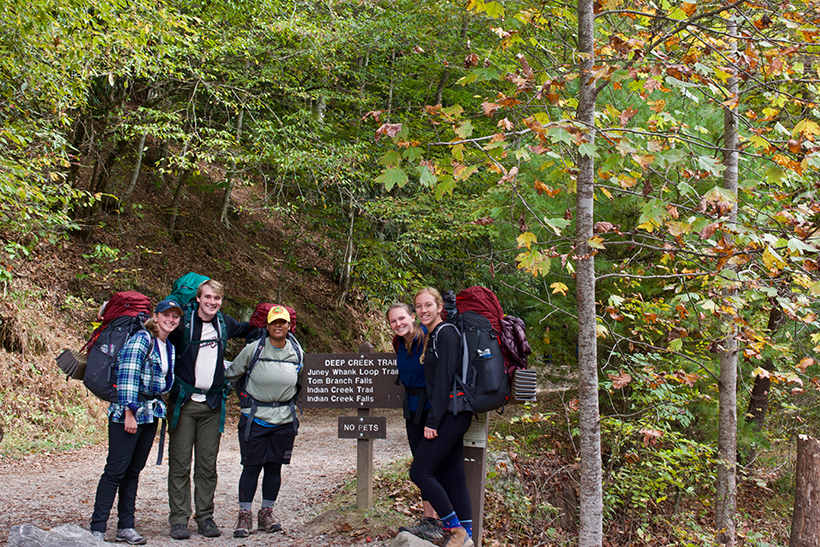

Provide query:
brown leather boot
left=441, top=526, right=474, bottom=547
left=258, top=507, right=282, bottom=533
left=233, top=510, right=253, bottom=538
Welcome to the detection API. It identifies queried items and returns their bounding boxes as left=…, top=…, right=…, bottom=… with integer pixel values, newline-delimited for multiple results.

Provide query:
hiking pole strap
left=155, top=418, right=167, bottom=466
left=414, top=390, right=428, bottom=425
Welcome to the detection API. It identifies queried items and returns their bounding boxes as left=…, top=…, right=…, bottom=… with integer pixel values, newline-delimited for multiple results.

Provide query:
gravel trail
left=0, top=408, right=409, bottom=546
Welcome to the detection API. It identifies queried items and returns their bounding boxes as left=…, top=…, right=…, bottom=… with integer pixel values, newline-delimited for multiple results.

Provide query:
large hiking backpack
left=246, top=303, right=298, bottom=344
left=166, top=272, right=210, bottom=308
left=435, top=286, right=512, bottom=414
left=235, top=332, right=304, bottom=439
left=81, top=291, right=152, bottom=402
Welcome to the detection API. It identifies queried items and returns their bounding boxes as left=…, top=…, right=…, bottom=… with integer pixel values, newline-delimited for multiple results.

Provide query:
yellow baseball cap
left=267, top=305, right=291, bottom=324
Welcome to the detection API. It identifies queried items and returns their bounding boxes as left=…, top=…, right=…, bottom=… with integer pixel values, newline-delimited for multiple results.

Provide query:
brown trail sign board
left=301, top=353, right=403, bottom=409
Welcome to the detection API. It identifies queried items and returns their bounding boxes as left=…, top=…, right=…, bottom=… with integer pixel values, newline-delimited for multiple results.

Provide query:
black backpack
left=83, top=313, right=150, bottom=402
left=433, top=310, right=510, bottom=415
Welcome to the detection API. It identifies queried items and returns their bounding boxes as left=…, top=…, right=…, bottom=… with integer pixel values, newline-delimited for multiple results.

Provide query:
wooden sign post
left=301, top=347, right=517, bottom=543
left=301, top=351, right=403, bottom=509
left=463, top=413, right=490, bottom=547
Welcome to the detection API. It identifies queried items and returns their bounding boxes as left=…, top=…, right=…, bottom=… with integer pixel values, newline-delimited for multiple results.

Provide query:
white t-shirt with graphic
left=192, top=321, right=220, bottom=402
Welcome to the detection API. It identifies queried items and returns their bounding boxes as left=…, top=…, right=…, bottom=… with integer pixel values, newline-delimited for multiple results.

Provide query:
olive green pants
left=167, top=400, right=222, bottom=526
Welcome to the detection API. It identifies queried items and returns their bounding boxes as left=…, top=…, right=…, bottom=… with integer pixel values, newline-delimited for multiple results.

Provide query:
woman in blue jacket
left=90, top=300, right=182, bottom=544
left=386, top=303, right=443, bottom=542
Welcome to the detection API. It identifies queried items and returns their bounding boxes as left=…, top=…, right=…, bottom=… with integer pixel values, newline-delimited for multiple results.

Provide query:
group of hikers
left=89, top=280, right=476, bottom=547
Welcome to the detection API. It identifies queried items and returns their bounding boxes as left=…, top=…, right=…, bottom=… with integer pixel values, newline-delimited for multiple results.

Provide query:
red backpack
left=80, top=291, right=153, bottom=401
left=455, top=286, right=530, bottom=375
left=82, top=291, right=153, bottom=353
left=246, top=303, right=298, bottom=344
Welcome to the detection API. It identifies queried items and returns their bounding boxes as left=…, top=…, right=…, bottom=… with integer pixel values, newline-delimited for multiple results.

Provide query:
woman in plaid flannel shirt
left=90, top=299, right=183, bottom=545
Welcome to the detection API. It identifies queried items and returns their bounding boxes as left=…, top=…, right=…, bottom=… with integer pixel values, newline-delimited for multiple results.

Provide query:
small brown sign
left=302, top=353, right=404, bottom=409
left=338, top=416, right=387, bottom=439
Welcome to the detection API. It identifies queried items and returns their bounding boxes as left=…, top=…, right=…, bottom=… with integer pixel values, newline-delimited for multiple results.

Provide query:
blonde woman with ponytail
left=408, top=288, right=474, bottom=547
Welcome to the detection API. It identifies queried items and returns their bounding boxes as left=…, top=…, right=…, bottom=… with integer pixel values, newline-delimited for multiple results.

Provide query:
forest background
left=2, top=0, right=820, bottom=545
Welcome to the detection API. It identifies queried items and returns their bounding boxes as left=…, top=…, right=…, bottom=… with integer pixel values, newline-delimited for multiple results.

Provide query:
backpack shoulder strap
left=184, top=306, right=195, bottom=350
left=431, top=322, right=459, bottom=355
left=216, top=312, right=228, bottom=346
left=287, top=333, right=304, bottom=375
left=246, top=337, right=267, bottom=378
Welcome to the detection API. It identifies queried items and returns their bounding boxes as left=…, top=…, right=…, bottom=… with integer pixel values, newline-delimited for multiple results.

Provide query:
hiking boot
left=169, top=524, right=190, bottom=540
left=115, top=528, right=146, bottom=545
left=91, top=530, right=105, bottom=542
left=197, top=517, right=221, bottom=538
left=441, top=527, right=474, bottom=547
left=233, top=510, right=253, bottom=538
left=398, top=517, right=444, bottom=542
left=257, top=507, right=282, bottom=533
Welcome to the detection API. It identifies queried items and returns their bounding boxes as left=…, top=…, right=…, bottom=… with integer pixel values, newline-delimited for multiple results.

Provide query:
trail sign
left=302, top=353, right=403, bottom=408
left=338, top=416, right=387, bottom=439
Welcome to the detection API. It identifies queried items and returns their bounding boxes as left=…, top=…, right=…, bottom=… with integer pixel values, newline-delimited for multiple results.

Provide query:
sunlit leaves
left=517, top=232, right=538, bottom=250
left=467, top=0, right=505, bottom=18
left=637, top=199, right=668, bottom=232
left=551, top=282, right=569, bottom=295
left=545, top=217, right=571, bottom=235
left=455, top=120, right=475, bottom=139
left=762, top=246, right=787, bottom=272
left=516, top=249, right=550, bottom=276
left=793, top=119, right=820, bottom=139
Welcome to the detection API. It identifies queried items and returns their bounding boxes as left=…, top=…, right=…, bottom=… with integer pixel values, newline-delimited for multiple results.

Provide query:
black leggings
left=238, top=462, right=283, bottom=503
left=409, top=412, right=473, bottom=521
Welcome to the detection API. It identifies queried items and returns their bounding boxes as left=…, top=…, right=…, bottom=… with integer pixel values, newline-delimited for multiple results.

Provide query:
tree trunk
left=91, top=138, right=128, bottom=196
left=65, top=117, right=88, bottom=188
left=119, top=131, right=149, bottom=206
left=745, top=303, right=784, bottom=464
left=575, top=0, right=602, bottom=543
left=716, top=18, right=739, bottom=547
left=168, top=168, right=191, bottom=234
left=433, top=70, right=450, bottom=106
left=313, top=95, right=327, bottom=122
left=790, top=435, right=820, bottom=547
left=336, top=196, right=356, bottom=309
left=220, top=105, right=245, bottom=228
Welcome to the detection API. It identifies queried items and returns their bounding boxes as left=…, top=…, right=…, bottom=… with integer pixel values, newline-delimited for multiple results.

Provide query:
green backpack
left=166, top=272, right=210, bottom=307
left=167, top=272, right=228, bottom=355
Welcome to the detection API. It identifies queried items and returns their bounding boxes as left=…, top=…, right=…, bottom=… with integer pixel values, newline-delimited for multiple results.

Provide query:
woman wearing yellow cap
left=225, top=305, right=304, bottom=537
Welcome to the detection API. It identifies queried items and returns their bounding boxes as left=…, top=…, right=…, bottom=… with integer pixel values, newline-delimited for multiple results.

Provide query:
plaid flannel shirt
left=108, top=330, right=175, bottom=425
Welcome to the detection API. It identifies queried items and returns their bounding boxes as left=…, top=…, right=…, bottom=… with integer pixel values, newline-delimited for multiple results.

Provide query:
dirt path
left=0, top=408, right=409, bottom=546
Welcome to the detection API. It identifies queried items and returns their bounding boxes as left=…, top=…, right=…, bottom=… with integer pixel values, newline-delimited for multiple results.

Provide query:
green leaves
left=375, top=167, right=409, bottom=191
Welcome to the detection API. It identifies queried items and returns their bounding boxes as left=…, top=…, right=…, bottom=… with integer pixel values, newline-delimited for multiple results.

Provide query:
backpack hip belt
left=403, top=387, right=428, bottom=425
left=242, top=394, right=299, bottom=441
left=169, top=379, right=231, bottom=433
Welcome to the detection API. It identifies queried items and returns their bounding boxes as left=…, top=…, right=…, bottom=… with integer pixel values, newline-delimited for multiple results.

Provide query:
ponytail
left=143, top=317, right=160, bottom=339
